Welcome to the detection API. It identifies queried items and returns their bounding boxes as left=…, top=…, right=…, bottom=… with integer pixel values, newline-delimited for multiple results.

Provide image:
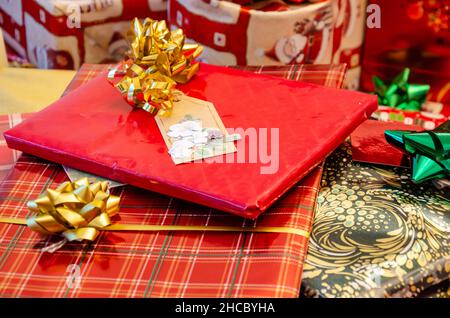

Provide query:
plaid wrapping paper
left=0, top=114, right=33, bottom=182
left=0, top=63, right=346, bottom=298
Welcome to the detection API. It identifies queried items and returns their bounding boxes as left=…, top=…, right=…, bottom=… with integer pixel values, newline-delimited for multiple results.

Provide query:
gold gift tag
left=155, top=94, right=239, bottom=164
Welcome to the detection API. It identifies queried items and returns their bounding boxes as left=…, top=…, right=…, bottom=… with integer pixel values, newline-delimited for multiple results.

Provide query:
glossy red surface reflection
left=5, top=63, right=377, bottom=218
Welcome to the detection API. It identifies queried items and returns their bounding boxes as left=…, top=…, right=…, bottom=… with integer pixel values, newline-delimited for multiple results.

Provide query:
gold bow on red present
left=108, top=18, right=203, bottom=116
left=26, top=178, right=120, bottom=242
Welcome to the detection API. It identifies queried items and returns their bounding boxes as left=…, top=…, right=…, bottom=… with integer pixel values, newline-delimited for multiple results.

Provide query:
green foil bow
left=373, top=68, right=430, bottom=111
left=385, top=120, right=450, bottom=183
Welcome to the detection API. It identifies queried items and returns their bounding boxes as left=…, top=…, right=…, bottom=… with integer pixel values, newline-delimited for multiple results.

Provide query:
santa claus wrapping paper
left=331, top=0, right=367, bottom=90
left=0, top=0, right=167, bottom=70
left=168, top=0, right=367, bottom=89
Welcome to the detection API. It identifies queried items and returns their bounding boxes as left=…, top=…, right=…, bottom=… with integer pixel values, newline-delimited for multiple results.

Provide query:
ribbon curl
left=26, top=178, right=120, bottom=242
left=373, top=68, right=430, bottom=111
left=108, top=18, right=203, bottom=116
left=385, top=120, right=450, bottom=183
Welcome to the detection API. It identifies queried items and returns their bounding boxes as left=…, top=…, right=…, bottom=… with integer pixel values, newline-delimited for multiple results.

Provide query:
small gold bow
left=26, top=178, right=120, bottom=242
left=108, top=18, right=203, bottom=116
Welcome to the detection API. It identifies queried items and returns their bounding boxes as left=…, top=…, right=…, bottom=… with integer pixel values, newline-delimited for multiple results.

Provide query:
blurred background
left=0, top=0, right=449, bottom=115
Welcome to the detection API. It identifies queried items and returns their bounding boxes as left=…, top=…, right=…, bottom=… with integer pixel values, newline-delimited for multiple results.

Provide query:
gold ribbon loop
left=109, top=17, right=203, bottom=116
left=26, top=178, right=120, bottom=242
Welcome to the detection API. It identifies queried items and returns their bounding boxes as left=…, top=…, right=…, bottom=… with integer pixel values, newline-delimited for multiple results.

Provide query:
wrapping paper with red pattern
left=372, top=105, right=450, bottom=131
left=168, top=0, right=367, bottom=89
left=0, top=113, right=32, bottom=182
left=0, top=0, right=167, bottom=70
left=5, top=62, right=377, bottom=219
left=361, top=0, right=450, bottom=104
left=0, top=63, right=345, bottom=298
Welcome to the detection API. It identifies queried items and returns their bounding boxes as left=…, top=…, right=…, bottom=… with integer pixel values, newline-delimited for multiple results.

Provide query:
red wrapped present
left=168, top=0, right=367, bottom=89
left=5, top=62, right=377, bottom=219
left=0, top=63, right=345, bottom=298
left=350, top=120, right=422, bottom=168
left=0, top=155, right=323, bottom=298
left=0, top=64, right=348, bottom=181
left=0, top=113, right=33, bottom=182
left=332, top=0, right=367, bottom=90
left=301, top=142, right=450, bottom=298
left=361, top=0, right=450, bottom=104
left=0, top=0, right=167, bottom=69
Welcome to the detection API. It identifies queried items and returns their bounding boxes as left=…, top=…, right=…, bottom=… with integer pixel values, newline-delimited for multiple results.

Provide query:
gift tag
left=155, top=94, right=240, bottom=164
left=63, top=166, right=125, bottom=188
left=61, top=95, right=239, bottom=182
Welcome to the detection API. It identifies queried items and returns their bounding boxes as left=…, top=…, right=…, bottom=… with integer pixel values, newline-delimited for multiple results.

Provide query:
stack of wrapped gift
left=302, top=141, right=449, bottom=298
left=300, top=118, right=449, bottom=298
left=168, top=0, right=367, bottom=90
left=0, top=17, right=381, bottom=297
left=1, top=17, right=449, bottom=298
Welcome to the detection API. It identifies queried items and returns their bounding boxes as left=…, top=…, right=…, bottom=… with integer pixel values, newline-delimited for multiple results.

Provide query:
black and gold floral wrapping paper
left=301, top=143, right=450, bottom=298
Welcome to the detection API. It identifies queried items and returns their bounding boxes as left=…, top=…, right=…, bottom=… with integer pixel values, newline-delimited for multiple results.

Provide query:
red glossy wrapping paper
left=350, top=120, right=421, bottom=168
left=4, top=63, right=377, bottom=219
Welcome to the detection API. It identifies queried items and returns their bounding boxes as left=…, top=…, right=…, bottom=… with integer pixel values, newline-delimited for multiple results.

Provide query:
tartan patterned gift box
left=0, top=63, right=346, bottom=298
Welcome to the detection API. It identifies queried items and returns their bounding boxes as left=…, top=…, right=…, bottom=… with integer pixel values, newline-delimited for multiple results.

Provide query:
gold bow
left=26, top=178, right=120, bottom=242
left=108, top=18, right=203, bottom=116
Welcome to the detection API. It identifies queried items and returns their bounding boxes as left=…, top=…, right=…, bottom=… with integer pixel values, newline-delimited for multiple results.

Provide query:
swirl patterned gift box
left=301, top=142, right=450, bottom=298
left=0, top=65, right=448, bottom=298
left=4, top=57, right=377, bottom=218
